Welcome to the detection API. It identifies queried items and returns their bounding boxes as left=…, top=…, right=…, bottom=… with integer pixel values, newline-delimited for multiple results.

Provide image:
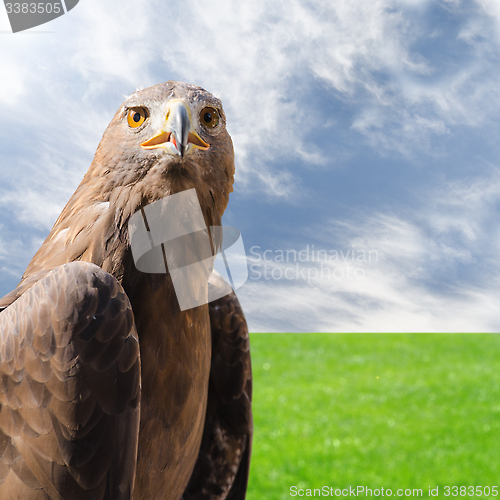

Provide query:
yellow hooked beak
left=141, top=100, right=209, bottom=157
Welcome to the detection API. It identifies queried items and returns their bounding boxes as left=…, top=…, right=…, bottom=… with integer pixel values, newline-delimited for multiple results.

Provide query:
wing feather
left=182, top=290, right=252, bottom=500
left=0, top=261, right=140, bottom=499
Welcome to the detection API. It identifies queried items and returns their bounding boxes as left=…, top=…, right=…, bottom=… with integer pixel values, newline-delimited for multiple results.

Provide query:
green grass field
left=247, top=334, right=500, bottom=499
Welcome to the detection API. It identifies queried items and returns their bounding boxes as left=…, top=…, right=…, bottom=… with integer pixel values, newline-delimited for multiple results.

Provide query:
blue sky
left=1, top=0, right=500, bottom=331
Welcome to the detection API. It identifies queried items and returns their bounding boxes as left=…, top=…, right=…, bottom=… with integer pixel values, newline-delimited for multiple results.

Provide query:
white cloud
left=156, top=0, right=429, bottom=183
left=239, top=278, right=500, bottom=332
left=476, top=0, right=500, bottom=32
left=2, top=0, right=500, bottom=330
left=239, top=169, right=500, bottom=332
left=139, top=0, right=500, bottom=174
left=3, top=0, right=500, bottom=203
left=0, top=54, right=26, bottom=106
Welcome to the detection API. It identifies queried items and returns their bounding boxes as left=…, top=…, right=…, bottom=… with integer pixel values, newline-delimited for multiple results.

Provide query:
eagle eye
left=127, top=107, right=148, bottom=128
left=200, top=107, right=219, bottom=129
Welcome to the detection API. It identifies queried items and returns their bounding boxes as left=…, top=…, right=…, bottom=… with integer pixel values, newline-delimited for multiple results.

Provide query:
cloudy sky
left=1, top=0, right=500, bottom=332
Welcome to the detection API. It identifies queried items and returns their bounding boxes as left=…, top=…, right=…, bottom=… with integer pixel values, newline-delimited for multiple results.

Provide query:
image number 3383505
left=3, top=0, right=79, bottom=33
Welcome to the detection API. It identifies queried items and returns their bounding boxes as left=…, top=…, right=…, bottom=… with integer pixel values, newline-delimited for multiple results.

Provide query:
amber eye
left=127, top=107, right=148, bottom=128
left=200, top=107, right=219, bottom=128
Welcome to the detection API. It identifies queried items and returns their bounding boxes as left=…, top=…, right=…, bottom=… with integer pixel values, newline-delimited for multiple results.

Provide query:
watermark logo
left=3, top=0, right=79, bottom=33
left=248, top=245, right=378, bottom=285
left=128, top=188, right=248, bottom=311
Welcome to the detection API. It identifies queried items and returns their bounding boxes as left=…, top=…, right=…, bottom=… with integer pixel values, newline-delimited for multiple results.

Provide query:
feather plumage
left=0, top=81, right=252, bottom=500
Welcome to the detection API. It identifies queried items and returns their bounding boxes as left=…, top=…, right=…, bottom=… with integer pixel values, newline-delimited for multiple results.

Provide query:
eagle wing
left=182, top=289, right=252, bottom=500
left=0, top=262, right=141, bottom=500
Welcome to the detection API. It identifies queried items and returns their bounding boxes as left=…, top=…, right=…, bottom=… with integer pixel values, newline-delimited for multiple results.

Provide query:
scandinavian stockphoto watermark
left=248, top=245, right=379, bottom=285
left=3, top=0, right=79, bottom=33
left=127, top=189, right=379, bottom=309
left=128, top=188, right=248, bottom=311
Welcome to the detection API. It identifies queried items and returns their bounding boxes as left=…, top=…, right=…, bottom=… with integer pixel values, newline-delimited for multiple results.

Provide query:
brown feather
left=0, top=81, right=251, bottom=500
left=182, top=291, right=252, bottom=500
left=0, top=262, right=140, bottom=499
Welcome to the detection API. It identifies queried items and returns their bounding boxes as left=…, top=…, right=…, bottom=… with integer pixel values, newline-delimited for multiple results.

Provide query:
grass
left=246, top=334, right=500, bottom=499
